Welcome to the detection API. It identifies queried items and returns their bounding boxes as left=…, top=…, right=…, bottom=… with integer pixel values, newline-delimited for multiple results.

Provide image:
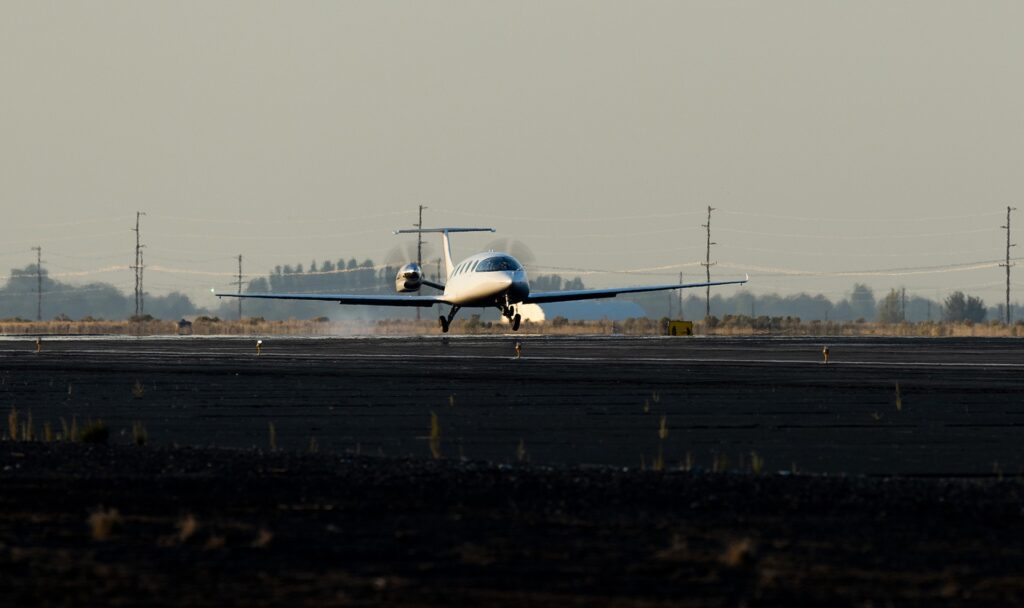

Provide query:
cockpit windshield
left=475, top=255, right=522, bottom=272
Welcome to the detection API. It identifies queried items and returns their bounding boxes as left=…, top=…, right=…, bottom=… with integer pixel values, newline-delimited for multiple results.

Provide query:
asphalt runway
left=2, top=335, right=1023, bottom=476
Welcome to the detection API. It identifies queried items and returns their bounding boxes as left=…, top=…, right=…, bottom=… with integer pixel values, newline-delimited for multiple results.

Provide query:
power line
left=718, top=227, right=998, bottom=240
left=147, top=210, right=409, bottom=225
left=144, top=263, right=395, bottom=277
left=716, top=259, right=1005, bottom=278
left=718, top=209, right=1004, bottom=223
left=0, top=285, right=133, bottom=297
left=0, top=216, right=132, bottom=229
left=2, top=231, right=129, bottom=246
left=534, top=257, right=1024, bottom=279
left=1, top=257, right=1013, bottom=285
left=148, top=229, right=381, bottom=241
left=0, top=266, right=124, bottom=282
left=725, top=245, right=999, bottom=259
left=434, top=208, right=705, bottom=222
left=516, top=228, right=681, bottom=239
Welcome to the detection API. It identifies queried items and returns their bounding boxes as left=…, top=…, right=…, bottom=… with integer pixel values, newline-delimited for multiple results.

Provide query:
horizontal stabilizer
left=394, top=227, right=495, bottom=235
left=394, top=227, right=495, bottom=279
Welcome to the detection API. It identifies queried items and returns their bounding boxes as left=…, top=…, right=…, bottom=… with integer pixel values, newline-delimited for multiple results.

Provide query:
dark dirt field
left=3, top=335, right=1024, bottom=605
left=5, top=443, right=1024, bottom=607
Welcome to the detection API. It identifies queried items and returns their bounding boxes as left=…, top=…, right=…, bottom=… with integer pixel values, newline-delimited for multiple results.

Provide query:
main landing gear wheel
left=439, top=306, right=460, bottom=333
left=512, top=313, right=521, bottom=331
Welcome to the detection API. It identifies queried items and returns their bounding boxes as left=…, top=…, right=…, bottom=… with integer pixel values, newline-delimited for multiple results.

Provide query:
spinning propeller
left=484, top=238, right=535, bottom=268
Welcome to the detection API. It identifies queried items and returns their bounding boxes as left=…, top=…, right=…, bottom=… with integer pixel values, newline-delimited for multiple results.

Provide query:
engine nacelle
left=395, top=263, right=423, bottom=292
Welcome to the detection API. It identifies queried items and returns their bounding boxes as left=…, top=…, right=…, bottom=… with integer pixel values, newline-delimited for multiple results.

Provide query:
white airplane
left=216, top=227, right=748, bottom=332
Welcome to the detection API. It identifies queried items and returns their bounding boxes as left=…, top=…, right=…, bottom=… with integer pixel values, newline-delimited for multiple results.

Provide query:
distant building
left=177, top=318, right=193, bottom=335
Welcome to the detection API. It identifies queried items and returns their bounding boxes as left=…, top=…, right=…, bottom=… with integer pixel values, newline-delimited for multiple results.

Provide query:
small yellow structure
left=256, top=339, right=263, bottom=356
left=666, top=320, right=693, bottom=336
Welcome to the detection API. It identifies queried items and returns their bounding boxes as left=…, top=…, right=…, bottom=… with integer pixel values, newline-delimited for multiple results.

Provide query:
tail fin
left=394, top=227, right=494, bottom=279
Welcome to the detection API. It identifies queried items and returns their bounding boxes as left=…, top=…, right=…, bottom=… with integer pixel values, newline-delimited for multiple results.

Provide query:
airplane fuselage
left=442, top=252, right=529, bottom=307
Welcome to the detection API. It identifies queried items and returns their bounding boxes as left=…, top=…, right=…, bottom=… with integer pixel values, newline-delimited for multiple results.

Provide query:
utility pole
left=30, top=246, right=42, bottom=321
left=678, top=272, right=683, bottom=319
left=130, top=211, right=146, bottom=318
left=416, top=205, right=427, bottom=268
left=232, top=254, right=245, bottom=320
left=701, top=205, right=716, bottom=318
left=1001, top=206, right=1016, bottom=324
left=901, top=287, right=906, bottom=322
left=139, top=248, right=145, bottom=315
left=414, top=205, right=427, bottom=321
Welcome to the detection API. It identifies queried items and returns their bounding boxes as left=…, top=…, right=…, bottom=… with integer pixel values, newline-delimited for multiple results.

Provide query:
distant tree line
left=0, top=265, right=196, bottom=321
left=628, top=283, right=1004, bottom=324
left=0, top=260, right=592, bottom=321
left=0, top=261, right=1012, bottom=324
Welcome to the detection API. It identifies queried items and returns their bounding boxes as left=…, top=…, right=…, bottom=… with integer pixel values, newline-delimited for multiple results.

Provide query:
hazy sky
left=2, top=2, right=1022, bottom=308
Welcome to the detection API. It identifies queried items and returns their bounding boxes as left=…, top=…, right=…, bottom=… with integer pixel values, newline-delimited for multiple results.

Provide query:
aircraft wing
left=215, top=292, right=448, bottom=307
left=523, top=277, right=748, bottom=304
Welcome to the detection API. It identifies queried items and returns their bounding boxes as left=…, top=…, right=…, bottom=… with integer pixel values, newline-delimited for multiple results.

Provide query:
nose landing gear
left=500, top=302, right=522, bottom=332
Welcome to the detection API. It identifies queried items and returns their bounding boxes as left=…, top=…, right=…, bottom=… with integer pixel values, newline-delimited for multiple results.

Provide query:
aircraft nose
left=507, top=271, right=529, bottom=301
left=495, top=271, right=514, bottom=289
